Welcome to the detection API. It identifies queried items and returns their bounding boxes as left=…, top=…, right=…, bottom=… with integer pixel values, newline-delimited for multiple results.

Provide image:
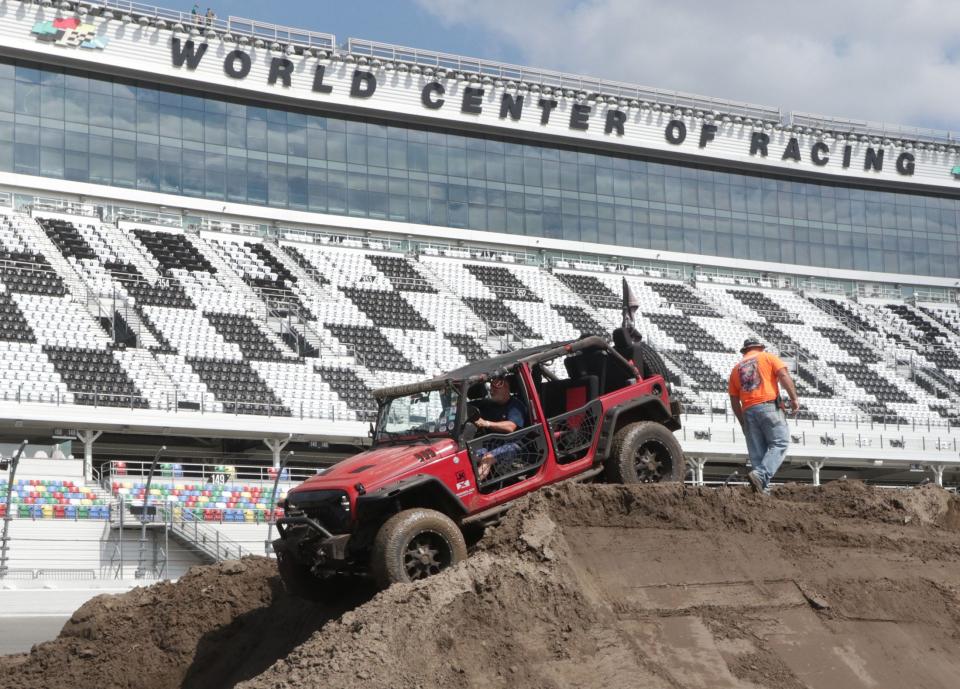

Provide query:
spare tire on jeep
left=606, top=421, right=685, bottom=484
left=635, top=341, right=671, bottom=382
left=371, top=508, right=468, bottom=588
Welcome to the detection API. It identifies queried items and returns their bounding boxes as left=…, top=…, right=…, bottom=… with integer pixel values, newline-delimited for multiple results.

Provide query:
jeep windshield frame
left=373, top=382, right=465, bottom=445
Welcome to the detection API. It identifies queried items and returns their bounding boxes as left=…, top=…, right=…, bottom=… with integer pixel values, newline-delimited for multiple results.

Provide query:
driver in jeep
left=473, top=376, right=529, bottom=481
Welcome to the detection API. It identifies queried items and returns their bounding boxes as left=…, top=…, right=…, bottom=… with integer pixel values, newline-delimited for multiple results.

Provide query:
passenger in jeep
left=473, top=376, right=529, bottom=481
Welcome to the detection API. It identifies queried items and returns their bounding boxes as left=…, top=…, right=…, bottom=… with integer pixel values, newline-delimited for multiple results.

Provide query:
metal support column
left=807, top=460, right=825, bottom=487
left=76, top=430, right=102, bottom=482
left=928, top=464, right=945, bottom=487
left=688, top=457, right=707, bottom=486
left=263, top=435, right=291, bottom=471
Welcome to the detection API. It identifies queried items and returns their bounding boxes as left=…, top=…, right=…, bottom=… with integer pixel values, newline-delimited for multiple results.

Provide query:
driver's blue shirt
left=474, top=397, right=529, bottom=476
left=487, top=397, right=527, bottom=430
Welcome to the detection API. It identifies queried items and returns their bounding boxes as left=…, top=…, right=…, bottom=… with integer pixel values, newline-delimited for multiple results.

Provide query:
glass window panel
left=288, top=164, right=307, bottom=209
left=158, top=104, right=181, bottom=138
left=0, top=78, right=14, bottom=112
left=246, top=117, right=267, bottom=152
left=204, top=153, right=226, bottom=200
left=268, top=162, right=288, bottom=206
left=137, top=144, right=159, bottom=191
left=182, top=108, right=203, bottom=142
left=15, top=82, right=40, bottom=116
left=326, top=130, right=346, bottom=162
left=137, top=101, right=158, bottom=135
left=181, top=150, right=204, bottom=195
left=204, top=110, right=226, bottom=145
left=39, top=146, right=63, bottom=177
left=113, top=98, right=135, bottom=131
left=268, top=123, right=288, bottom=155
left=64, top=150, right=87, bottom=181
left=40, top=86, right=64, bottom=120
left=327, top=170, right=346, bottom=213
left=159, top=146, right=181, bottom=193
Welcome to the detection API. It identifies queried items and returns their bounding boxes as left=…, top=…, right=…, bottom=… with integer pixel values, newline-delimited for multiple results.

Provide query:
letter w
left=171, top=38, right=207, bottom=70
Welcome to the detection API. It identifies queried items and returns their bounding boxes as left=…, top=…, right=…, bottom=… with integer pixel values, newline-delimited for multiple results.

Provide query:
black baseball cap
left=740, top=338, right=765, bottom=354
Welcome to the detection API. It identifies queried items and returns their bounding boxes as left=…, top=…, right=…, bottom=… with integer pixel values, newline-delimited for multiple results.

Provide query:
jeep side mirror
left=461, top=422, right=477, bottom=443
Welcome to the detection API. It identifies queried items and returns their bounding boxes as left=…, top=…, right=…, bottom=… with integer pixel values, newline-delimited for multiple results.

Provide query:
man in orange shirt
left=728, top=338, right=799, bottom=494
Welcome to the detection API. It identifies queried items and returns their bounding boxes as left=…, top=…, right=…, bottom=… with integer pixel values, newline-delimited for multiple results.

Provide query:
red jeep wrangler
left=274, top=335, right=683, bottom=592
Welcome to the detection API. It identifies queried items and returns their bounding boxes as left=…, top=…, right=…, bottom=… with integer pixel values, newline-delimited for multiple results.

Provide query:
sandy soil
left=2, top=481, right=959, bottom=689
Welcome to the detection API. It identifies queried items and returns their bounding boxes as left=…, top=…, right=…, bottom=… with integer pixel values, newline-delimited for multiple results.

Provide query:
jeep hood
left=290, top=438, right=459, bottom=493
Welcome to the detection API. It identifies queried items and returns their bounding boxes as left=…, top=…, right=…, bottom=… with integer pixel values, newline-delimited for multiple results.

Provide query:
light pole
left=265, top=449, right=294, bottom=554
left=135, top=445, right=166, bottom=579
left=0, top=440, right=29, bottom=577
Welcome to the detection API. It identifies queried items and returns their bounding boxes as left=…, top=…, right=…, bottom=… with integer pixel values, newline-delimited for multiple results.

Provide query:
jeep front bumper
left=274, top=516, right=352, bottom=563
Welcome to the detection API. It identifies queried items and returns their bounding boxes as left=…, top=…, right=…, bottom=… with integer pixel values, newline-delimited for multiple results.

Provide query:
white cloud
left=415, top=0, right=960, bottom=131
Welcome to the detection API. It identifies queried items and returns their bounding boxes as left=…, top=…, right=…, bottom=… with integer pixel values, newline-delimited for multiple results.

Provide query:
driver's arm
left=476, top=417, right=517, bottom=434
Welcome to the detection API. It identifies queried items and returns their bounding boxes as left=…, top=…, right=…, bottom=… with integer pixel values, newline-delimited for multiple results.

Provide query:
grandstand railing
left=29, top=197, right=98, bottom=218
left=152, top=503, right=250, bottom=562
left=678, top=416, right=960, bottom=453
left=281, top=227, right=406, bottom=253
left=198, top=217, right=263, bottom=237
left=681, top=401, right=960, bottom=432
left=551, top=254, right=686, bottom=281
left=101, top=459, right=319, bottom=484
left=0, top=567, right=96, bottom=579
left=112, top=206, right=183, bottom=228
left=910, top=289, right=956, bottom=304
left=0, top=387, right=364, bottom=421
left=418, top=241, right=540, bottom=266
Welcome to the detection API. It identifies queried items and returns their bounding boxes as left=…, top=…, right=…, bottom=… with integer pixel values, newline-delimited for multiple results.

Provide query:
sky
left=217, top=0, right=960, bottom=133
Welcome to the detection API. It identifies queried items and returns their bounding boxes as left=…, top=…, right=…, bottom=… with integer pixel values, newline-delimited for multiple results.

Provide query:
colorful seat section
left=110, top=481, right=286, bottom=522
left=0, top=478, right=110, bottom=519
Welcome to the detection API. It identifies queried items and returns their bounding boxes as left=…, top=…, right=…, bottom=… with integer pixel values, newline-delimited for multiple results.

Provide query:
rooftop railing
left=25, top=2, right=960, bottom=147
left=791, top=112, right=957, bottom=148
left=66, top=1, right=336, bottom=51
left=345, top=38, right=783, bottom=123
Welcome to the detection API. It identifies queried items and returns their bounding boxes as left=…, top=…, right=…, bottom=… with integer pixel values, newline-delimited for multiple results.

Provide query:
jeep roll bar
left=371, top=336, right=641, bottom=400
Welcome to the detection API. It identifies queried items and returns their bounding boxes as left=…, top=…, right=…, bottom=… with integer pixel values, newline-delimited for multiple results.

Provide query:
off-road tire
left=371, top=508, right=467, bottom=589
left=635, top=342, right=670, bottom=382
left=606, top=421, right=685, bottom=484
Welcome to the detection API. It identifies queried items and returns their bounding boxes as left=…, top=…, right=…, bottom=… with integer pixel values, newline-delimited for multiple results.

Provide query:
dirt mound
left=4, top=482, right=960, bottom=689
left=0, top=558, right=374, bottom=689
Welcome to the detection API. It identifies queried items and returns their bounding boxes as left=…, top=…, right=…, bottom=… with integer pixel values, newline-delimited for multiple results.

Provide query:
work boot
left=747, top=470, right=764, bottom=494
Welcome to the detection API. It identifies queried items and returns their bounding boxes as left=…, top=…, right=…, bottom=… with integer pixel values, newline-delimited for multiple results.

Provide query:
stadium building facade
left=0, top=0, right=958, bottom=484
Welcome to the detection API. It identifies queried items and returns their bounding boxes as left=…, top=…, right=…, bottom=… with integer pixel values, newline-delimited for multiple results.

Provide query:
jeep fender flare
left=596, top=395, right=680, bottom=461
left=355, top=474, right=468, bottom=525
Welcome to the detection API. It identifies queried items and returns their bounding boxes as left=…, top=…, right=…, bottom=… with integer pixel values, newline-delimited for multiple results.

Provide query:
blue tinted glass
left=3, top=57, right=957, bottom=278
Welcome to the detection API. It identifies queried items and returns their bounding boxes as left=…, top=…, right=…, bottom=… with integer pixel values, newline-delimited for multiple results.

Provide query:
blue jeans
left=743, top=402, right=789, bottom=490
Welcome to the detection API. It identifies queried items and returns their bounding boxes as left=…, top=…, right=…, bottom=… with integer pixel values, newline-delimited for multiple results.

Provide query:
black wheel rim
left=633, top=439, right=674, bottom=482
left=403, top=530, right=453, bottom=581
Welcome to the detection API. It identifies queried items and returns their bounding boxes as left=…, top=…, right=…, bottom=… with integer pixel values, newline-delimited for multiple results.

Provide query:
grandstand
left=0, top=0, right=958, bottom=606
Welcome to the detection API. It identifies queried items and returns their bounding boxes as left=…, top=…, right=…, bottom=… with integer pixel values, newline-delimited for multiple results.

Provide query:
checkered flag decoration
left=32, top=18, right=109, bottom=49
